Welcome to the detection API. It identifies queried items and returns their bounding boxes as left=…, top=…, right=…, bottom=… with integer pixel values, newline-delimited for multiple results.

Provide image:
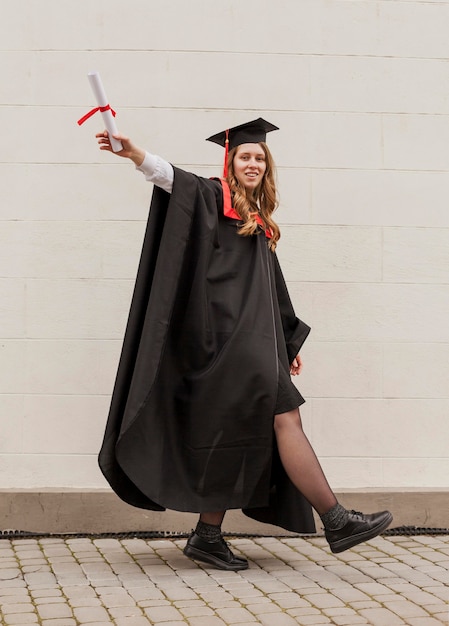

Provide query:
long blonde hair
left=226, top=143, right=280, bottom=251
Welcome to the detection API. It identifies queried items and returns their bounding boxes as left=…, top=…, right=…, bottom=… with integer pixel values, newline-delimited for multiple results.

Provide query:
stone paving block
left=215, top=607, right=257, bottom=623
left=144, top=605, right=185, bottom=622
left=74, top=623, right=112, bottom=626
left=37, top=602, right=74, bottom=619
left=331, top=587, right=370, bottom=603
left=401, top=588, right=446, bottom=605
left=0, top=548, right=15, bottom=557
left=108, top=606, right=145, bottom=619
left=172, top=599, right=205, bottom=608
left=267, top=592, right=311, bottom=609
left=1, top=603, right=35, bottom=614
left=137, top=599, right=171, bottom=608
left=186, top=617, right=227, bottom=626
left=286, top=607, right=321, bottom=617
left=91, top=578, right=122, bottom=587
left=332, top=619, right=369, bottom=625
left=23, top=572, right=58, bottom=587
left=61, top=585, right=97, bottom=598
left=258, top=612, right=310, bottom=625
left=0, top=581, right=27, bottom=592
left=13, top=550, right=43, bottom=560
left=208, top=572, right=246, bottom=584
left=290, top=617, right=332, bottom=624
left=0, top=568, right=22, bottom=580
left=41, top=546, right=72, bottom=556
left=0, top=593, right=31, bottom=604
left=21, top=563, right=50, bottom=572
left=179, top=605, right=215, bottom=618
left=0, top=561, right=19, bottom=570
left=246, top=602, right=281, bottom=615
left=163, top=587, right=199, bottom=601
left=216, top=623, right=258, bottom=626
left=114, top=617, right=154, bottom=626
left=101, top=594, right=136, bottom=608
left=66, top=596, right=103, bottom=608
left=51, top=563, right=84, bottom=574
left=304, top=593, right=345, bottom=610
left=227, top=587, right=263, bottom=599
left=40, top=620, right=77, bottom=626
left=111, top=563, right=143, bottom=573
left=407, top=617, right=449, bottom=626
left=422, top=604, right=449, bottom=618
left=146, top=622, right=185, bottom=626
left=351, top=601, right=382, bottom=610
left=119, top=574, right=154, bottom=585
left=383, top=599, right=430, bottom=618
left=72, top=606, right=111, bottom=622
left=196, top=590, right=234, bottom=603
left=251, top=580, right=292, bottom=593
left=207, top=601, right=243, bottom=610
left=47, top=557, right=78, bottom=565
left=119, top=577, right=155, bottom=590
left=288, top=586, right=326, bottom=596
left=93, top=585, right=128, bottom=595
left=55, top=576, right=90, bottom=586
left=354, top=581, right=396, bottom=596
left=370, top=593, right=404, bottom=603
left=359, top=607, right=406, bottom=625
left=32, top=596, right=67, bottom=609
left=29, top=587, right=62, bottom=598
left=323, top=606, right=363, bottom=618
left=127, top=586, right=165, bottom=601
left=3, top=614, right=39, bottom=625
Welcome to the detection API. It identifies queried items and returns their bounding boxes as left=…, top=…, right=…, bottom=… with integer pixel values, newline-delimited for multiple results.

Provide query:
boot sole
left=329, top=512, right=393, bottom=554
left=183, top=544, right=248, bottom=571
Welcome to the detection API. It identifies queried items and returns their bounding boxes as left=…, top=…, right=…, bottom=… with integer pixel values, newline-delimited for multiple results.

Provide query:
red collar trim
left=219, top=178, right=272, bottom=239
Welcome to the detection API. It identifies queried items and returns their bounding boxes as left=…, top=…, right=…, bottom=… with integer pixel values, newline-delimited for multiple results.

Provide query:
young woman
left=97, top=119, right=392, bottom=571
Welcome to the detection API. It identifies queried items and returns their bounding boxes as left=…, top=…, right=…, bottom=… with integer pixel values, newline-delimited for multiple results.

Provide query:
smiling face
left=232, top=143, right=267, bottom=192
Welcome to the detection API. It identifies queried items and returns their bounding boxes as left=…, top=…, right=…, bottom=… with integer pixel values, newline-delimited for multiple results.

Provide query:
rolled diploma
left=87, top=71, right=123, bottom=152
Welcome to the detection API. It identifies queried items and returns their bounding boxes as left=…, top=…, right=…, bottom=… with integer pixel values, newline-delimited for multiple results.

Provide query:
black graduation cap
left=206, top=117, right=279, bottom=151
left=206, top=117, right=279, bottom=176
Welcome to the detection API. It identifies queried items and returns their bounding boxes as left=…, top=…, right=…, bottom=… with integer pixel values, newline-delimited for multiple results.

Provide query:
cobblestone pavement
left=0, top=534, right=448, bottom=625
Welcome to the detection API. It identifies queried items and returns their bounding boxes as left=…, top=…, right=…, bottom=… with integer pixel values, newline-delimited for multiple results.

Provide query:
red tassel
left=223, top=129, right=230, bottom=178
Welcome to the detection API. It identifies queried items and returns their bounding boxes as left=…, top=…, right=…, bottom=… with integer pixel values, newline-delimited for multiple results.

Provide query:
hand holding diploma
left=78, top=71, right=123, bottom=152
left=96, top=131, right=146, bottom=167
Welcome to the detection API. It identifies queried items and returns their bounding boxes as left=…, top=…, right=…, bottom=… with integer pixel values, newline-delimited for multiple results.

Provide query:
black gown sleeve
left=273, top=253, right=311, bottom=364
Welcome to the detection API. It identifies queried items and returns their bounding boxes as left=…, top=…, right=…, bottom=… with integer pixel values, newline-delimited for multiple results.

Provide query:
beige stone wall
left=1, top=0, right=448, bottom=491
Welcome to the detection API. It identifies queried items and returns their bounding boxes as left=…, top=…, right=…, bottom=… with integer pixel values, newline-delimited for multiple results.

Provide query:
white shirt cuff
left=136, top=151, right=174, bottom=194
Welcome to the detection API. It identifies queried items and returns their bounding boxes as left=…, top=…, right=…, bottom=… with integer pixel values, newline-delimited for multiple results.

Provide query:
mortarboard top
left=206, top=117, right=279, bottom=151
left=206, top=117, right=279, bottom=177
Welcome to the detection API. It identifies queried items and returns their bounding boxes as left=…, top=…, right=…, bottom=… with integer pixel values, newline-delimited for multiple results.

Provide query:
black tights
left=199, top=408, right=337, bottom=528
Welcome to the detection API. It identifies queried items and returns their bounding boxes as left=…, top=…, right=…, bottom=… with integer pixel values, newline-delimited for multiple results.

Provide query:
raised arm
left=96, top=131, right=174, bottom=193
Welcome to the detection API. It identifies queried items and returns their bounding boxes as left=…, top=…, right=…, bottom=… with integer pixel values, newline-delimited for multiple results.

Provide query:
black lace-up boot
left=183, top=531, right=248, bottom=570
left=325, top=510, right=393, bottom=553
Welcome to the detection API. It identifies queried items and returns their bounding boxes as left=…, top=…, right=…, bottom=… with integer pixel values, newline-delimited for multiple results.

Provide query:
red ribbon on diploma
left=77, top=104, right=116, bottom=126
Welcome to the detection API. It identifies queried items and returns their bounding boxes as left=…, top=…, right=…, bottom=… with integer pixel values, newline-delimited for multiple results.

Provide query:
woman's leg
left=274, top=408, right=337, bottom=514
left=274, top=407, right=393, bottom=553
left=199, top=511, right=225, bottom=527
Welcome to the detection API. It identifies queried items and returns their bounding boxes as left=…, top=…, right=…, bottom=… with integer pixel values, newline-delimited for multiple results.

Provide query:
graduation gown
left=99, top=167, right=316, bottom=533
